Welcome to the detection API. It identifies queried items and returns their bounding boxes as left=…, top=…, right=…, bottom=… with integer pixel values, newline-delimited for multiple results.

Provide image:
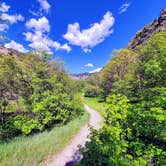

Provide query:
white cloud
left=0, top=2, right=10, bottom=12
left=1, top=13, right=24, bottom=24
left=0, top=13, right=24, bottom=31
left=119, top=2, right=131, bottom=14
left=0, top=24, right=8, bottom=31
left=29, top=9, right=41, bottom=17
left=85, top=63, right=94, bottom=67
left=5, top=40, right=28, bottom=53
left=0, top=3, right=24, bottom=31
left=24, top=31, right=50, bottom=51
left=89, top=67, right=102, bottom=73
left=83, top=48, right=91, bottom=53
left=24, top=31, right=71, bottom=53
left=25, top=17, right=50, bottom=32
left=60, top=43, right=71, bottom=52
left=37, top=0, right=51, bottom=13
left=24, top=17, right=71, bottom=53
left=63, top=11, right=115, bottom=53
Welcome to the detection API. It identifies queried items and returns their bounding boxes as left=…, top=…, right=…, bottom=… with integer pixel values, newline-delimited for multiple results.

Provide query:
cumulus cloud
left=60, top=43, right=71, bottom=52
left=89, top=67, right=102, bottom=73
left=1, top=13, right=24, bottom=24
left=0, top=4, right=24, bottom=31
left=24, top=17, right=71, bottom=53
left=5, top=40, right=27, bottom=53
left=25, top=17, right=50, bottom=32
left=37, top=0, right=51, bottom=13
left=85, top=63, right=94, bottom=67
left=24, top=31, right=71, bottom=53
left=0, top=2, right=10, bottom=12
left=119, top=2, right=131, bottom=14
left=63, top=11, right=115, bottom=53
left=0, top=24, right=8, bottom=31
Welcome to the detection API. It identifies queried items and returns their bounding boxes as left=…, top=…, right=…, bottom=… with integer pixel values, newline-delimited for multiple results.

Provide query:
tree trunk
left=15, top=98, right=21, bottom=112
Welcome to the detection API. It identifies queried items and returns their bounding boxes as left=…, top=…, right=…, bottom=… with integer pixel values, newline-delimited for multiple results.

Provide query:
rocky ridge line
left=128, top=8, right=166, bottom=49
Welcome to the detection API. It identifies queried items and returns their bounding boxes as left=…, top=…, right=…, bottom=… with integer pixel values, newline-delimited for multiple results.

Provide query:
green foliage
left=0, top=112, right=89, bottom=166
left=80, top=94, right=147, bottom=166
left=80, top=30, right=166, bottom=165
left=0, top=53, right=83, bottom=140
left=13, top=115, right=40, bottom=135
left=84, top=85, right=99, bottom=97
left=84, top=73, right=101, bottom=97
left=100, top=49, right=137, bottom=97
left=73, top=80, right=85, bottom=92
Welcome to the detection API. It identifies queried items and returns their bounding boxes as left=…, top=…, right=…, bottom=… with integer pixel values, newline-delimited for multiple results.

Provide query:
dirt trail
left=48, top=104, right=103, bottom=166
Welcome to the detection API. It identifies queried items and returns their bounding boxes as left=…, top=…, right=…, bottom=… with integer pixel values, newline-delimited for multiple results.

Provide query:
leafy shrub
left=0, top=53, right=83, bottom=140
left=79, top=94, right=147, bottom=166
left=84, top=85, right=100, bottom=97
left=0, top=116, right=19, bottom=140
left=80, top=31, right=166, bottom=165
left=13, top=115, right=40, bottom=135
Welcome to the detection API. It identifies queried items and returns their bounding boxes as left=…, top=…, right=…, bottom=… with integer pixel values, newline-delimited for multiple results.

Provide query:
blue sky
left=1, top=0, right=166, bottom=73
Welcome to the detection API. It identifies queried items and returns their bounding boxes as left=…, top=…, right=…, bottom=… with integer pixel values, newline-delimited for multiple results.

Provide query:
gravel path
left=48, top=104, right=103, bottom=166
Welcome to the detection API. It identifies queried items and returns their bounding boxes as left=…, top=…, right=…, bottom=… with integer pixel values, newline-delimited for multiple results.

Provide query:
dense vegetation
left=0, top=52, right=83, bottom=140
left=80, top=30, right=166, bottom=165
left=0, top=111, right=89, bottom=166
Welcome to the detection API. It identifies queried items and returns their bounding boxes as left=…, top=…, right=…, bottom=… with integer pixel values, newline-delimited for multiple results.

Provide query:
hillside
left=80, top=8, right=166, bottom=166
left=0, top=45, right=23, bottom=56
left=128, top=8, right=166, bottom=49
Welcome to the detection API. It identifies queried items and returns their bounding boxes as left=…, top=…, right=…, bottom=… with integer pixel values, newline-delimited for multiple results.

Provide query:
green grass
left=82, top=96, right=106, bottom=116
left=0, top=112, right=89, bottom=166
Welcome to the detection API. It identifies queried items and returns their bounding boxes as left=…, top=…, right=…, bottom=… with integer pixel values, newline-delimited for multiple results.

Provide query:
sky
left=1, top=0, right=166, bottom=73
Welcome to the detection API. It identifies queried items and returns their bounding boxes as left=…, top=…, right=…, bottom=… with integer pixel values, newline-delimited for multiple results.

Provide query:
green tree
left=80, top=30, right=166, bottom=165
left=0, top=52, right=83, bottom=140
left=84, top=73, right=101, bottom=97
left=100, top=49, right=137, bottom=98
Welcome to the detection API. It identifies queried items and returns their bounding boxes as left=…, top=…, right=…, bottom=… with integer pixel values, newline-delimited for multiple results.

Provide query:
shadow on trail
left=65, top=150, right=82, bottom=166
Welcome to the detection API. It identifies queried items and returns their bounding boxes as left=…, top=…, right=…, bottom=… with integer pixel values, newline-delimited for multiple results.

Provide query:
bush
left=79, top=94, right=166, bottom=165
left=84, top=85, right=99, bottom=97
left=0, top=54, right=83, bottom=140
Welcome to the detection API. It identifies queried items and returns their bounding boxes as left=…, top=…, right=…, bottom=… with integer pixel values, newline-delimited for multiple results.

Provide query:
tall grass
left=0, top=112, right=89, bottom=166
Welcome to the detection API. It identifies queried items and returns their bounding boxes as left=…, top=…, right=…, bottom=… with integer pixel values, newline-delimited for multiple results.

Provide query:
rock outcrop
left=0, top=45, right=23, bottom=56
left=128, top=8, right=166, bottom=49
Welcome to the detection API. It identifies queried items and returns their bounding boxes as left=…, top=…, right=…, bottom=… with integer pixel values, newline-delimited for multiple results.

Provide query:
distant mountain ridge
left=128, top=8, right=166, bottom=49
left=70, top=72, right=92, bottom=80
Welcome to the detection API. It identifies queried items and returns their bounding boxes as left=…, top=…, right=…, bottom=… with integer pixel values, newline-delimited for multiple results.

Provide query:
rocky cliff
left=0, top=45, right=23, bottom=56
left=128, top=8, right=166, bottom=49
